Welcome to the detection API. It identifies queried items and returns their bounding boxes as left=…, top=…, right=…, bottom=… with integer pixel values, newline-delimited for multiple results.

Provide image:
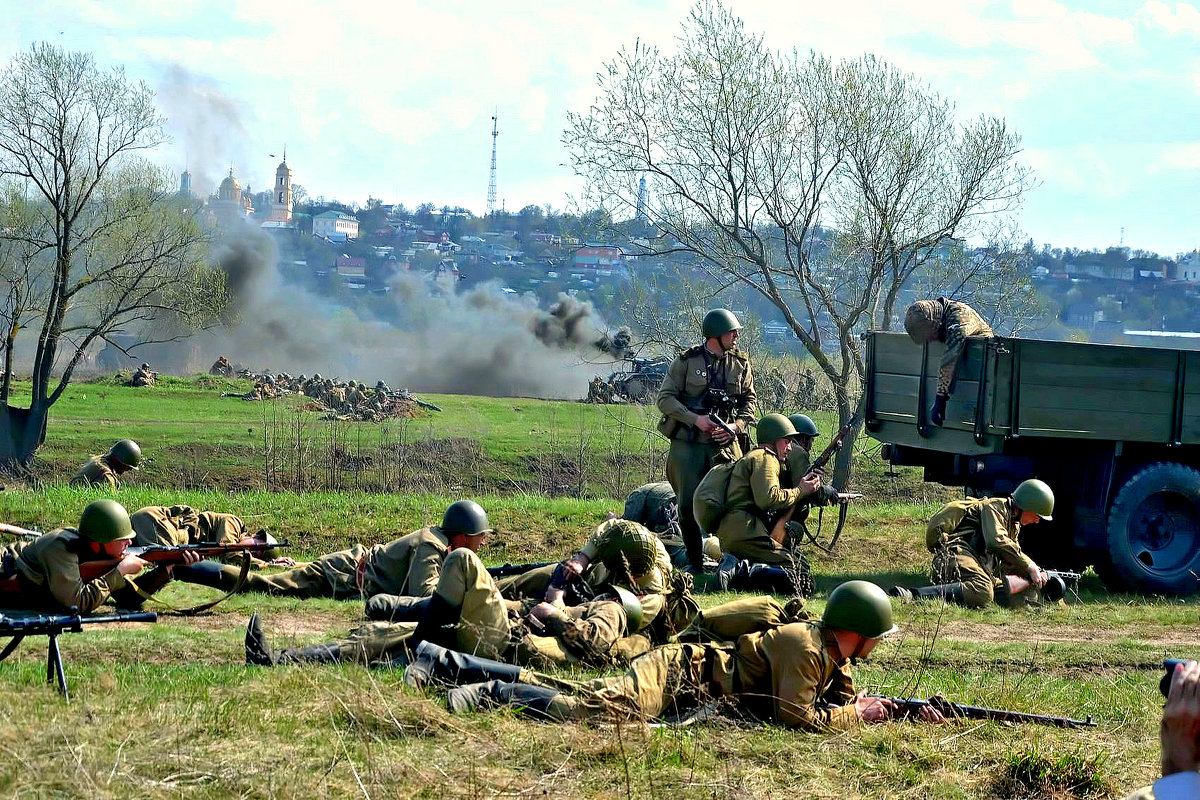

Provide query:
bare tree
left=0, top=44, right=225, bottom=466
left=564, top=1, right=1032, bottom=485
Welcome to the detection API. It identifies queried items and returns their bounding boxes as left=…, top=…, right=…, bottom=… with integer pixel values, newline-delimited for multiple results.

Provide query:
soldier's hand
left=854, top=690, right=895, bottom=723
left=1028, top=563, right=1048, bottom=588
left=117, top=555, right=150, bottom=576
left=930, top=393, right=948, bottom=426
left=797, top=473, right=822, bottom=498
left=918, top=700, right=947, bottom=724
left=270, top=556, right=296, bottom=567
left=1161, top=660, right=1200, bottom=777
left=164, top=549, right=202, bottom=575
left=694, top=415, right=718, bottom=435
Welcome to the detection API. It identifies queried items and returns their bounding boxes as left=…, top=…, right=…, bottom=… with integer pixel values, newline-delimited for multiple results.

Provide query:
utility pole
left=486, top=110, right=498, bottom=216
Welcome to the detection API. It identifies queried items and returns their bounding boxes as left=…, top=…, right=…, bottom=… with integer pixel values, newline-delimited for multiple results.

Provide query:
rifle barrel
left=874, top=696, right=1096, bottom=728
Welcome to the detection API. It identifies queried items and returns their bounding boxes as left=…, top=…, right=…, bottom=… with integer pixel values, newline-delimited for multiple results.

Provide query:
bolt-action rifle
left=0, top=535, right=288, bottom=597
left=486, top=561, right=555, bottom=579
left=806, top=413, right=861, bottom=476
left=0, top=608, right=157, bottom=700
left=869, top=694, right=1096, bottom=728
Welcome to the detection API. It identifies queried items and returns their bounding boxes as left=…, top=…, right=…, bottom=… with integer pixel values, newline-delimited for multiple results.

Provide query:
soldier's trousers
left=666, top=438, right=731, bottom=568
left=715, top=510, right=792, bottom=566
left=537, top=642, right=737, bottom=722
left=931, top=549, right=1001, bottom=609
left=227, top=545, right=367, bottom=599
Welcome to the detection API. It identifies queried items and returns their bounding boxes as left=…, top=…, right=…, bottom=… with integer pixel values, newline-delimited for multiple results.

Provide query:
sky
left=6, top=0, right=1200, bottom=256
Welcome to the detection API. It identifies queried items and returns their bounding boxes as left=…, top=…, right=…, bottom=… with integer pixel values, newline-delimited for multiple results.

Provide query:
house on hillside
left=313, top=211, right=359, bottom=239
left=573, top=243, right=626, bottom=271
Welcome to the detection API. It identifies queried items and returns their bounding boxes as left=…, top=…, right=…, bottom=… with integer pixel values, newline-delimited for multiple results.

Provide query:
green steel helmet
left=441, top=500, right=493, bottom=537
left=78, top=499, right=134, bottom=543
left=756, top=413, right=799, bottom=446
left=312, top=373, right=322, bottom=382
left=701, top=308, right=742, bottom=339
left=822, top=580, right=898, bottom=639
left=610, top=585, right=644, bottom=633
left=1011, top=478, right=1054, bottom=520
left=107, top=439, right=142, bottom=469
left=787, top=414, right=820, bottom=437
left=258, top=531, right=283, bottom=560
left=595, top=519, right=659, bottom=579
left=348, top=380, right=357, bottom=389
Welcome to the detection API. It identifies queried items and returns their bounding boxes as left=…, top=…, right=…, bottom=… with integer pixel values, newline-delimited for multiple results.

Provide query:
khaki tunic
left=233, top=526, right=450, bottom=600
left=927, top=496, right=1033, bottom=609
left=70, top=455, right=120, bottom=490
left=3, top=529, right=127, bottom=613
left=657, top=344, right=756, bottom=567
left=716, top=447, right=800, bottom=564
left=933, top=298, right=993, bottom=395
left=548, top=621, right=859, bottom=732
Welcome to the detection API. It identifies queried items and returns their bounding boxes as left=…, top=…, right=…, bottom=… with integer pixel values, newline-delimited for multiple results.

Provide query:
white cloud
left=1138, top=1, right=1200, bottom=35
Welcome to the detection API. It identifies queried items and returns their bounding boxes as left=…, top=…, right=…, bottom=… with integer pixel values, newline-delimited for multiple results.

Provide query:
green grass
left=0, top=377, right=1181, bottom=798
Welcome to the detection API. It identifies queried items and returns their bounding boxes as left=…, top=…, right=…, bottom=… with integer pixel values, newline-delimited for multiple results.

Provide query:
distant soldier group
left=221, top=369, right=440, bottom=421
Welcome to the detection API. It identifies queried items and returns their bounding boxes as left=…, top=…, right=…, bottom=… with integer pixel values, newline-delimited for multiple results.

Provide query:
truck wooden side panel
left=866, top=332, right=1197, bottom=446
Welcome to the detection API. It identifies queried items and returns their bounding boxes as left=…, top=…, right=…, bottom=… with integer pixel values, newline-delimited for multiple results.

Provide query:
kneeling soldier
left=890, top=479, right=1054, bottom=609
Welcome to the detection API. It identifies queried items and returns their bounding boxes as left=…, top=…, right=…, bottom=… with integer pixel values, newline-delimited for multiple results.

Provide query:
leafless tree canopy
left=0, top=44, right=225, bottom=463
left=564, top=1, right=1034, bottom=484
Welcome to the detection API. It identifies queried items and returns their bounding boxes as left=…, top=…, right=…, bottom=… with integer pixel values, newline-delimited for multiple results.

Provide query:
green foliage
left=995, top=746, right=1112, bottom=798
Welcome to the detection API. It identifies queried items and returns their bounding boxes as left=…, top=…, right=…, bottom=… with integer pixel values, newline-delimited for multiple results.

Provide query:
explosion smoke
left=181, top=226, right=618, bottom=399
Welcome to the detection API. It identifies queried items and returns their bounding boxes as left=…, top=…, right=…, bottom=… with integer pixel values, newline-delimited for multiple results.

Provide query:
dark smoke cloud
left=177, top=226, right=616, bottom=398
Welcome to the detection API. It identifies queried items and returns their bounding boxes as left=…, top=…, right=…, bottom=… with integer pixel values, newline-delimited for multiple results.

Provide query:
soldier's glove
left=930, top=393, right=948, bottom=426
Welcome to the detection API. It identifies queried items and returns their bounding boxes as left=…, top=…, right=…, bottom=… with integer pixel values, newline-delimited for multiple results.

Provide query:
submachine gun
left=0, top=609, right=157, bottom=701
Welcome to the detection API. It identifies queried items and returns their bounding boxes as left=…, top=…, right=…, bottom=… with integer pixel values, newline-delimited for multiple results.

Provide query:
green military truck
left=865, top=331, right=1200, bottom=595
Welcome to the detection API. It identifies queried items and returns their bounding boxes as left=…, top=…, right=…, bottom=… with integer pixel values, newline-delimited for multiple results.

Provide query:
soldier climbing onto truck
left=903, top=298, right=994, bottom=426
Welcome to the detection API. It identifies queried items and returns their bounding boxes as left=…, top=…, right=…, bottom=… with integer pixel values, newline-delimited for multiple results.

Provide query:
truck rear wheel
left=1106, top=462, right=1200, bottom=595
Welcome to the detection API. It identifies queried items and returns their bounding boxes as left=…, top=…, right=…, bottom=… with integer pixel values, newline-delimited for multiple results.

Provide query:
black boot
left=446, top=680, right=561, bottom=719
left=173, top=560, right=241, bottom=591
left=715, top=553, right=740, bottom=591
left=277, top=643, right=344, bottom=665
left=735, top=563, right=798, bottom=595
left=408, top=593, right=462, bottom=650
left=245, top=613, right=276, bottom=666
left=891, top=582, right=968, bottom=605
left=403, top=640, right=522, bottom=690
left=365, top=593, right=431, bottom=622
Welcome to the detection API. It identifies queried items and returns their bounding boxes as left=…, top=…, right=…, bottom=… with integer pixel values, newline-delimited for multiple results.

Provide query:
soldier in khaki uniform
left=657, top=308, right=756, bottom=571
left=715, top=414, right=821, bottom=565
left=214, top=500, right=488, bottom=600
left=890, top=479, right=1054, bottom=608
left=496, top=518, right=692, bottom=638
left=439, top=581, right=946, bottom=731
left=0, top=500, right=194, bottom=612
left=904, top=298, right=994, bottom=426
left=620, top=481, right=721, bottom=569
left=246, top=516, right=647, bottom=669
left=71, top=439, right=142, bottom=489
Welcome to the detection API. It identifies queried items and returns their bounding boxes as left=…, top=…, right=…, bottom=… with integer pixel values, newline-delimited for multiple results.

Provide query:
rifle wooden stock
left=807, top=414, right=862, bottom=476
left=0, top=523, right=38, bottom=539
left=870, top=695, right=1095, bottom=728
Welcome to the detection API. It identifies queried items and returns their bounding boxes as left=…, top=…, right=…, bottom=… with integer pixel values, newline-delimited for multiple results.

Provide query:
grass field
left=0, top=378, right=1191, bottom=798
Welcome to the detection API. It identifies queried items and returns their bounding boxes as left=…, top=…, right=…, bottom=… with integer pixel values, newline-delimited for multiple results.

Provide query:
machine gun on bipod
left=0, top=609, right=157, bottom=700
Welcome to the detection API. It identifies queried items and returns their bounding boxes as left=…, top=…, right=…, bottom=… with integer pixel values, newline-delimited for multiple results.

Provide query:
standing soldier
left=71, top=439, right=142, bottom=490
left=656, top=308, right=756, bottom=572
left=890, top=478, right=1055, bottom=608
left=903, top=298, right=994, bottom=426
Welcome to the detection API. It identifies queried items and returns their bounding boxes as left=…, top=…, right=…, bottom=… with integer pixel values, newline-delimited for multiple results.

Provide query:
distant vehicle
left=865, top=330, right=1200, bottom=596
left=606, top=357, right=669, bottom=404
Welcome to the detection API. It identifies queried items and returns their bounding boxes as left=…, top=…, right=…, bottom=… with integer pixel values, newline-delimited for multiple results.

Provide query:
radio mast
left=486, top=110, right=499, bottom=216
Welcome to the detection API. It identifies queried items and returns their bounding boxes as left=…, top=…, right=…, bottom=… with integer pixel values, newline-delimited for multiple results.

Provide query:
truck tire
left=1106, top=462, right=1200, bottom=595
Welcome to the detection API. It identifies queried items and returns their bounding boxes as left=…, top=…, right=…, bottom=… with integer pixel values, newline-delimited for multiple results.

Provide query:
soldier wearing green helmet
left=71, top=439, right=142, bottom=490
left=713, top=413, right=822, bottom=568
left=903, top=297, right=993, bottom=427
left=890, top=478, right=1055, bottom=608
left=656, top=307, right=757, bottom=571
left=0, top=500, right=165, bottom=613
left=439, top=579, right=947, bottom=730
left=782, top=412, right=841, bottom=508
